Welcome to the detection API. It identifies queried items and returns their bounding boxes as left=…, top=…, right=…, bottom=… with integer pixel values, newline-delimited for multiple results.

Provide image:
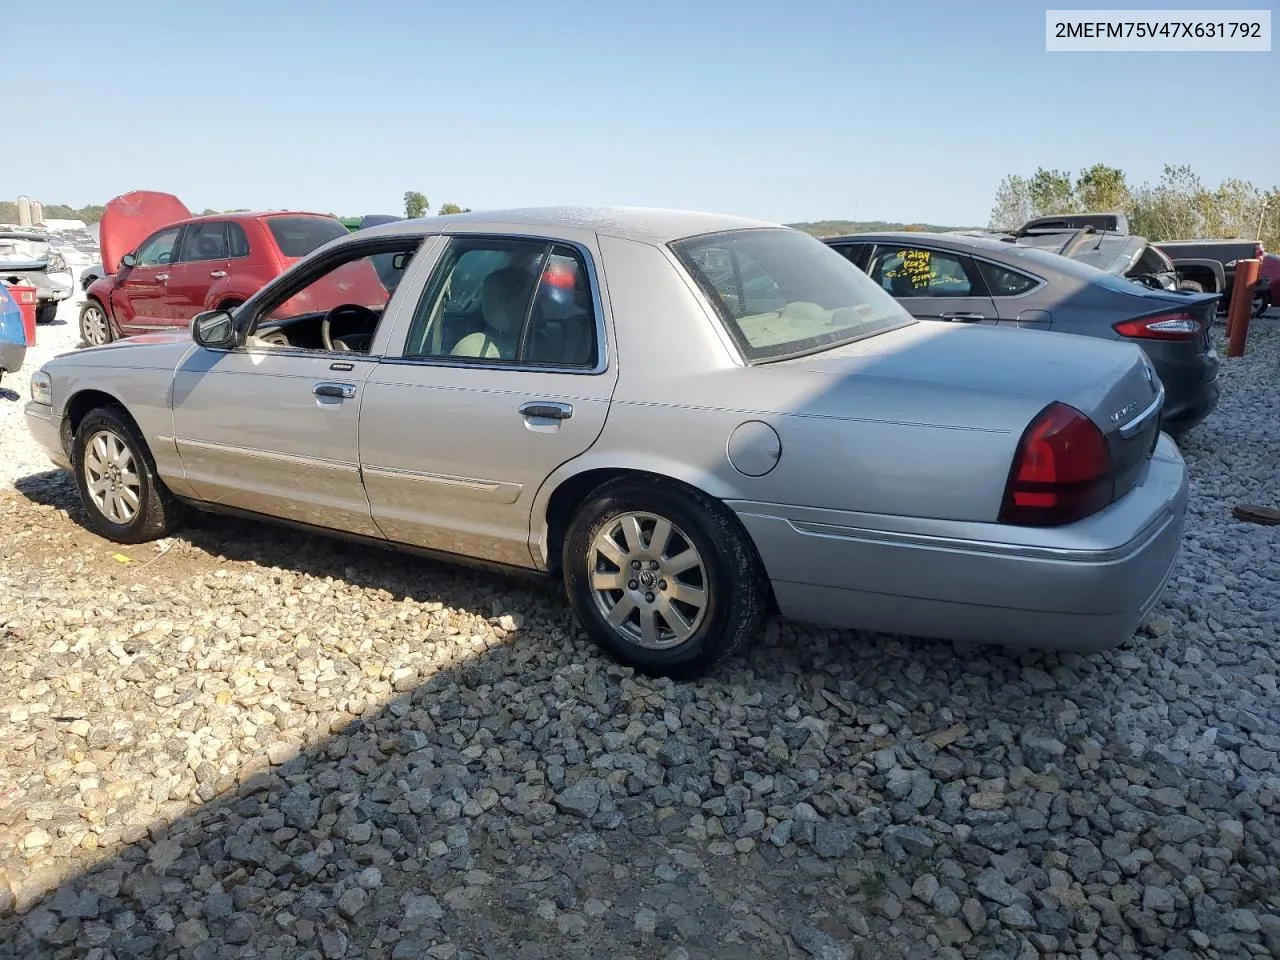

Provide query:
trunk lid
left=99, top=191, right=192, bottom=274
left=785, top=321, right=1163, bottom=500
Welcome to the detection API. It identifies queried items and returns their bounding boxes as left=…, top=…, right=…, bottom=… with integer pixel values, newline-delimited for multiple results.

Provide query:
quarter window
left=404, top=237, right=599, bottom=368
left=977, top=260, right=1039, bottom=297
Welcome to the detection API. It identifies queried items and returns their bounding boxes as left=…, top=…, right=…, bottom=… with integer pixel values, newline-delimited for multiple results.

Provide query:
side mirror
left=120, top=252, right=137, bottom=269
left=192, top=309, right=237, bottom=349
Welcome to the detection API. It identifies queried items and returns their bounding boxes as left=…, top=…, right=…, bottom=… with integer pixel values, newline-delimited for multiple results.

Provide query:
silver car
left=24, top=207, right=1188, bottom=677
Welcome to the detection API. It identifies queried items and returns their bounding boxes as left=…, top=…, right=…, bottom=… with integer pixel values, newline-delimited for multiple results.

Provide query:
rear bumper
left=0, top=341, right=25, bottom=375
left=730, top=433, right=1189, bottom=653
left=1146, top=344, right=1219, bottom=431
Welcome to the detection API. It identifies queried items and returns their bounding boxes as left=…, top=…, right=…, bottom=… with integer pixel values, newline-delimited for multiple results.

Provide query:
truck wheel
left=1254, top=295, right=1270, bottom=318
left=36, top=302, right=58, bottom=325
left=1177, top=280, right=1204, bottom=293
left=80, top=300, right=113, bottom=347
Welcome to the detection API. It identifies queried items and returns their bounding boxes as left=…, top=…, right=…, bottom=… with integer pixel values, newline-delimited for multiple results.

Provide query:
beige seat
left=451, top=267, right=532, bottom=359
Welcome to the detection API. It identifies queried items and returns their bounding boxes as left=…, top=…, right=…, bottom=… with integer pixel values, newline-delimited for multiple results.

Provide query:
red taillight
left=999, top=402, right=1114, bottom=526
left=1113, top=311, right=1201, bottom=341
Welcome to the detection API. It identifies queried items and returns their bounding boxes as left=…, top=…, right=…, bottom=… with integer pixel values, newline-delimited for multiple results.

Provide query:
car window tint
left=135, top=227, right=181, bottom=267
left=227, top=222, right=251, bottom=258
left=977, top=260, right=1039, bottom=297
left=265, top=216, right=350, bottom=258
left=179, top=222, right=229, bottom=263
left=403, top=237, right=597, bottom=367
left=671, top=228, right=915, bottom=363
left=868, top=246, right=974, bottom=297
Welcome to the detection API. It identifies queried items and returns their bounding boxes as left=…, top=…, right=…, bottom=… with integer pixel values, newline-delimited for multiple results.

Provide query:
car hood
left=99, top=190, right=192, bottom=274
left=51, top=331, right=196, bottom=370
left=765, top=320, right=1157, bottom=434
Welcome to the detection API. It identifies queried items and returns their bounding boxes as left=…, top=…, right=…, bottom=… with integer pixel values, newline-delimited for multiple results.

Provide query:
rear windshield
left=265, top=216, right=349, bottom=258
left=670, top=228, right=916, bottom=362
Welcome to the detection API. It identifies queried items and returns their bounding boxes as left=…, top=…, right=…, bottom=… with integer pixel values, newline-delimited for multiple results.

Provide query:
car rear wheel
left=1254, top=294, right=1270, bottom=318
left=562, top=478, right=768, bottom=677
left=35, top=302, right=58, bottom=325
left=79, top=300, right=113, bottom=346
left=71, top=407, right=183, bottom=543
left=1177, top=280, right=1204, bottom=293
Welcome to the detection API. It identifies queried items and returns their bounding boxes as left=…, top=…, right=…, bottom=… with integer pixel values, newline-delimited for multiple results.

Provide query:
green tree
left=403, top=191, right=429, bottom=219
left=1028, top=168, right=1077, bottom=216
left=1075, top=164, right=1129, bottom=212
left=988, top=174, right=1033, bottom=231
left=437, top=202, right=466, bottom=215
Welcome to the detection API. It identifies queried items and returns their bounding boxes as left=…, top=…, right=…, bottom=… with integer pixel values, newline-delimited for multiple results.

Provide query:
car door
left=166, top=220, right=235, bottom=322
left=170, top=235, right=428, bottom=536
left=359, top=232, right=618, bottom=568
left=865, top=242, right=999, bottom=324
left=110, top=225, right=182, bottom=333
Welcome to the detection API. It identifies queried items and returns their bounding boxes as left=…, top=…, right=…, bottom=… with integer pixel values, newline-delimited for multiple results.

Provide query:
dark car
left=1153, top=238, right=1267, bottom=309
left=826, top=232, right=1220, bottom=434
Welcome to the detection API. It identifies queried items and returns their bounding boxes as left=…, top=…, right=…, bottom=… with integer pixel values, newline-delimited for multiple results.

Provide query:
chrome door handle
left=155, top=273, right=169, bottom=282
left=210, top=270, right=227, bottom=278
left=519, top=401, right=573, bottom=420
left=314, top=381, right=356, bottom=399
left=938, top=311, right=985, bottom=322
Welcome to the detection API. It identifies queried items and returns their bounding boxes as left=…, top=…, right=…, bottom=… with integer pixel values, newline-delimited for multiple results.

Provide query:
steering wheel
left=321, top=303, right=379, bottom=352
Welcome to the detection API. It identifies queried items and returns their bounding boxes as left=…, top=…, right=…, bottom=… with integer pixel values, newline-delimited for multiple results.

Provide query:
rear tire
left=562, top=477, right=768, bottom=678
left=71, top=406, right=184, bottom=544
left=1254, top=294, right=1270, bottom=319
left=1177, top=280, right=1204, bottom=293
left=79, top=299, right=113, bottom=346
left=35, top=302, right=58, bottom=325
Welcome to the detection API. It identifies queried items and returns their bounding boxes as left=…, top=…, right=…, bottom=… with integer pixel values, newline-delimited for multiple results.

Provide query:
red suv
left=80, top=191, right=354, bottom=346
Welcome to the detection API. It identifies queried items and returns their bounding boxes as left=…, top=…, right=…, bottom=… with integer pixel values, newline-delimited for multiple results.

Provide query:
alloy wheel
left=84, top=429, right=141, bottom=525
left=82, top=304, right=109, bottom=345
left=588, top=511, right=709, bottom=649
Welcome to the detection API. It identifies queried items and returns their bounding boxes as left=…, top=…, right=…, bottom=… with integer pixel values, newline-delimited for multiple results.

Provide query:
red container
left=3, top=283, right=38, bottom=346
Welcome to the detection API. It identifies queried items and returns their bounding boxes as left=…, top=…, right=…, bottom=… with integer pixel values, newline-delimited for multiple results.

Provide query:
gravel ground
left=0, top=300, right=1277, bottom=960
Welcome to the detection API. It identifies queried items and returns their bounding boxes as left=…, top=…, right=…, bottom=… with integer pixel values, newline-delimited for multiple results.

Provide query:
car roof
left=357, top=205, right=779, bottom=244
left=183, top=211, right=340, bottom=225
left=822, top=230, right=1024, bottom=253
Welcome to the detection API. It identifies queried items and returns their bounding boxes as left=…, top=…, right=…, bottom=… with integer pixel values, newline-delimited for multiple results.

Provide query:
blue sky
left=10, top=0, right=1277, bottom=226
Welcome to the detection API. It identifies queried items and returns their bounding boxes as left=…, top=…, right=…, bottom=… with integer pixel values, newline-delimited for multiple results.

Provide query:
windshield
left=670, top=228, right=915, bottom=362
left=265, top=216, right=350, bottom=258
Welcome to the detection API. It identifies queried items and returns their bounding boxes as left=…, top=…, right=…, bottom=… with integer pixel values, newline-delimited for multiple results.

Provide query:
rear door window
left=866, top=245, right=985, bottom=298
left=179, top=222, right=230, bottom=262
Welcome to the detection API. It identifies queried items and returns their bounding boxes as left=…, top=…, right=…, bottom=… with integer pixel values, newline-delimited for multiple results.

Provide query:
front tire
left=35, top=302, right=58, bottom=325
left=71, top=407, right=183, bottom=543
left=79, top=300, right=113, bottom=347
left=563, top=478, right=768, bottom=678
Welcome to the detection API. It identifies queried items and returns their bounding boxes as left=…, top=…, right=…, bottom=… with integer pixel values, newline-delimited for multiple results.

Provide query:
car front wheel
left=563, top=478, right=768, bottom=677
left=79, top=300, right=113, bottom=346
left=71, top=407, right=183, bottom=543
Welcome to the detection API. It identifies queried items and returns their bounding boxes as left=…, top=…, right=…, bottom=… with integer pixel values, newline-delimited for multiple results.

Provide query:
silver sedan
left=24, top=207, right=1188, bottom=676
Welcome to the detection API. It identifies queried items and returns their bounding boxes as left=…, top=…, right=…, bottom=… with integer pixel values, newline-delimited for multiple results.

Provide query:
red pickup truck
left=80, top=191, right=367, bottom=346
